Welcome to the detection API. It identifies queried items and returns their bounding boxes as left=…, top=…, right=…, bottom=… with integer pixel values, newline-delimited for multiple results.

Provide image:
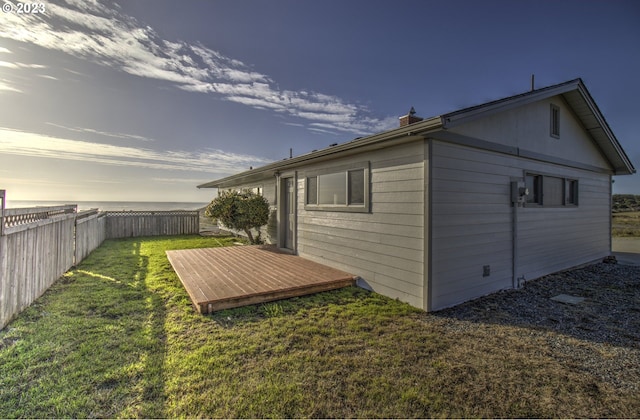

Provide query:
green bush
left=205, top=190, right=270, bottom=244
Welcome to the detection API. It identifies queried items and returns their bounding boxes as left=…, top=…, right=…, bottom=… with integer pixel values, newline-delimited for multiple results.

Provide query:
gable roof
left=198, top=78, right=634, bottom=189
left=441, top=78, right=635, bottom=175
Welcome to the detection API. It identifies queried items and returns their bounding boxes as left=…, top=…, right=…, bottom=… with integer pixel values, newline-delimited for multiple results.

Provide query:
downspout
left=511, top=179, right=526, bottom=288
left=609, top=175, right=613, bottom=255
left=512, top=196, right=519, bottom=289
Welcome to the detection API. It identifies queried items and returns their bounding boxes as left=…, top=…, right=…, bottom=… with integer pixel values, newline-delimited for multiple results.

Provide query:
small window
left=318, top=172, right=347, bottom=205
left=525, top=172, right=578, bottom=207
left=306, top=177, right=317, bottom=205
left=525, top=174, right=542, bottom=204
left=550, top=104, right=560, bottom=138
left=305, top=164, right=369, bottom=212
left=348, top=169, right=365, bottom=205
left=543, top=176, right=564, bottom=206
left=566, top=179, right=578, bottom=205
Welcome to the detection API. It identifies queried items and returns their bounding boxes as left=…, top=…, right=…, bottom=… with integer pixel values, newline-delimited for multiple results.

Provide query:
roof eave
left=573, top=82, right=636, bottom=175
left=441, top=78, right=582, bottom=129
left=197, top=116, right=442, bottom=188
left=440, top=78, right=635, bottom=176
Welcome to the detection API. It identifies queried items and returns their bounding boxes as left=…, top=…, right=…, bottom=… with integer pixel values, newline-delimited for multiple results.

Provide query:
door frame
left=277, top=172, right=297, bottom=253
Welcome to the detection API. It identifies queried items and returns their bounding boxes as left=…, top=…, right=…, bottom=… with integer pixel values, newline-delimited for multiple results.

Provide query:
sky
left=0, top=0, right=639, bottom=205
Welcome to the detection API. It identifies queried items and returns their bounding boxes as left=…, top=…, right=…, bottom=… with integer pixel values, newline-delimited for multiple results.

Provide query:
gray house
left=198, top=78, right=635, bottom=311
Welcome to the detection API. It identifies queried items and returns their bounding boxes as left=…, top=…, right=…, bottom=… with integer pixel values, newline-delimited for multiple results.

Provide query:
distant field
left=612, top=211, right=640, bottom=237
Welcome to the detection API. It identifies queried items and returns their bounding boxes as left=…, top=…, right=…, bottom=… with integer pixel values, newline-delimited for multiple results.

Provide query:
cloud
left=0, top=60, right=46, bottom=69
left=46, top=122, right=155, bottom=142
left=151, top=177, right=212, bottom=185
left=0, top=47, right=11, bottom=53
left=0, top=80, right=22, bottom=93
left=0, top=127, right=270, bottom=174
left=0, top=0, right=395, bottom=135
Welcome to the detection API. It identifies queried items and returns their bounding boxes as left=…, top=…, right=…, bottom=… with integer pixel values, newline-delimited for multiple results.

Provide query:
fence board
left=75, top=210, right=106, bottom=263
left=0, top=213, right=76, bottom=329
left=105, top=211, right=199, bottom=238
left=1, top=207, right=201, bottom=329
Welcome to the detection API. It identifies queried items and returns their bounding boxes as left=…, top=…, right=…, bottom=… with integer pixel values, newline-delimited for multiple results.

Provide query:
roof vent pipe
left=531, top=74, right=535, bottom=91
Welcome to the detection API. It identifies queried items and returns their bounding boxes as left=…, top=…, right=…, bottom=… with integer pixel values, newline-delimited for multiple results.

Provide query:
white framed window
left=305, top=162, right=370, bottom=212
left=525, top=172, right=578, bottom=207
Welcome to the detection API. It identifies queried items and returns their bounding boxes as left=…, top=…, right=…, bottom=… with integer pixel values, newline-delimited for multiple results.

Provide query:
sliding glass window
left=305, top=163, right=369, bottom=212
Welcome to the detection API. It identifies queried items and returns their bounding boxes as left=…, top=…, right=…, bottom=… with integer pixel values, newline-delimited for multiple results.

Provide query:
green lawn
left=0, top=235, right=637, bottom=418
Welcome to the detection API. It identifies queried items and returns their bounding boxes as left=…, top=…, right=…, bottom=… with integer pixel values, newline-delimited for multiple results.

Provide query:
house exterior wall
left=517, top=165, right=611, bottom=279
left=429, top=139, right=611, bottom=310
left=448, top=95, right=612, bottom=170
left=296, top=141, right=427, bottom=309
left=430, top=141, right=514, bottom=310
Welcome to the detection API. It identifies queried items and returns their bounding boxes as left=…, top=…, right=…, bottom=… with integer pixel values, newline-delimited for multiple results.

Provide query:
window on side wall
left=305, top=162, right=369, bottom=212
left=525, top=174, right=542, bottom=204
left=565, top=179, right=578, bottom=205
left=525, top=172, right=578, bottom=207
left=550, top=104, right=560, bottom=138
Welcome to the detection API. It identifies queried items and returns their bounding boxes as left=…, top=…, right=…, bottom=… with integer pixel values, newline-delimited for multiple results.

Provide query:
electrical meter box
left=511, top=181, right=529, bottom=204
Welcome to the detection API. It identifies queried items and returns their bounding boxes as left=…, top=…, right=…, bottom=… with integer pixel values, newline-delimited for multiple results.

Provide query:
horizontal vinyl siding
left=430, top=140, right=611, bottom=311
left=297, top=141, right=426, bottom=309
left=518, top=174, right=610, bottom=279
left=430, top=140, right=515, bottom=310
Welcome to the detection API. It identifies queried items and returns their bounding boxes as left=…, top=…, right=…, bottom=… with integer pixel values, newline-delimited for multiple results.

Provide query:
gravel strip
left=428, top=261, right=640, bottom=392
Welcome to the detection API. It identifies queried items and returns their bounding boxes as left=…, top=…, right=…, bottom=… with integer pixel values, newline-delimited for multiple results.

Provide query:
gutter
left=198, top=116, right=442, bottom=189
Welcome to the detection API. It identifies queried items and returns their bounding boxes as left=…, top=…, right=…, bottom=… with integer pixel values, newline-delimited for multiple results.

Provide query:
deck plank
left=166, top=245, right=356, bottom=313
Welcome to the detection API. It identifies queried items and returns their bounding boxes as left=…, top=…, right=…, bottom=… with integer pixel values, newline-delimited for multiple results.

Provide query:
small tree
left=205, top=190, right=270, bottom=244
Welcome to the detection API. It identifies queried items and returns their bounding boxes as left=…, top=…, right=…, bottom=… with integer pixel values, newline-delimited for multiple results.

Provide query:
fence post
left=0, top=189, right=5, bottom=237
left=0, top=190, right=6, bottom=328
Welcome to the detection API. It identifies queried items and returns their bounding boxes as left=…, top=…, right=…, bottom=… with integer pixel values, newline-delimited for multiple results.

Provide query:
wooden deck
left=166, top=245, right=356, bottom=313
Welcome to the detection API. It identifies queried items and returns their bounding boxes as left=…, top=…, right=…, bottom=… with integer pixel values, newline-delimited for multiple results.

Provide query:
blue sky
left=0, top=0, right=639, bottom=204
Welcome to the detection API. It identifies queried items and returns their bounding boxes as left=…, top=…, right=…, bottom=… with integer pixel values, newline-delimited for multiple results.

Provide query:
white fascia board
left=441, top=80, right=581, bottom=129
left=574, top=83, right=635, bottom=175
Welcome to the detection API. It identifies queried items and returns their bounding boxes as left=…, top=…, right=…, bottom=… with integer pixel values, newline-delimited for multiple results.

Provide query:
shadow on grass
left=0, top=238, right=168, bottom=418
left=432, top=262, right=640, bottom=349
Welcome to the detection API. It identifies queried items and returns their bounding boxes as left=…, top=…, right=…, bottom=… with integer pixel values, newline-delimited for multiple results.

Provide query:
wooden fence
left=75, top=209, right=107, bottom=263
left=0, top=197, right=200, bottom=329
left=0, top=204, right=78, bottom=331
left=105, top=210, right=199, bottom=239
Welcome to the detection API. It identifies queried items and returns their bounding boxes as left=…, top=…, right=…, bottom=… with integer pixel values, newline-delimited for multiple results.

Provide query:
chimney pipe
left=399, top=107, right=423, bottom=127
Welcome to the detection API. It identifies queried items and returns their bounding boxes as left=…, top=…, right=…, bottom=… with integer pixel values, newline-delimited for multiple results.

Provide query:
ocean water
left=4, top=200, right=208, bottom=212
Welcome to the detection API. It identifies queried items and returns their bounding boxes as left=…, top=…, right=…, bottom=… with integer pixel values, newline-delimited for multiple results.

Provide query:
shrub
left=205, top=190, right=270, bottom=244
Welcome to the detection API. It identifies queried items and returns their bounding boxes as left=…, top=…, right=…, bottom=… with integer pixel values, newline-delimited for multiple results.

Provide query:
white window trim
left=304, top=161, right=370, bottom=213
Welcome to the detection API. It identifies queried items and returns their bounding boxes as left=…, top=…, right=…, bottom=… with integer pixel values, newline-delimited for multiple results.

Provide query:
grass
left=1, top=235, right=638, bottom=418
left=612, top=211, right=640, bottom=237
